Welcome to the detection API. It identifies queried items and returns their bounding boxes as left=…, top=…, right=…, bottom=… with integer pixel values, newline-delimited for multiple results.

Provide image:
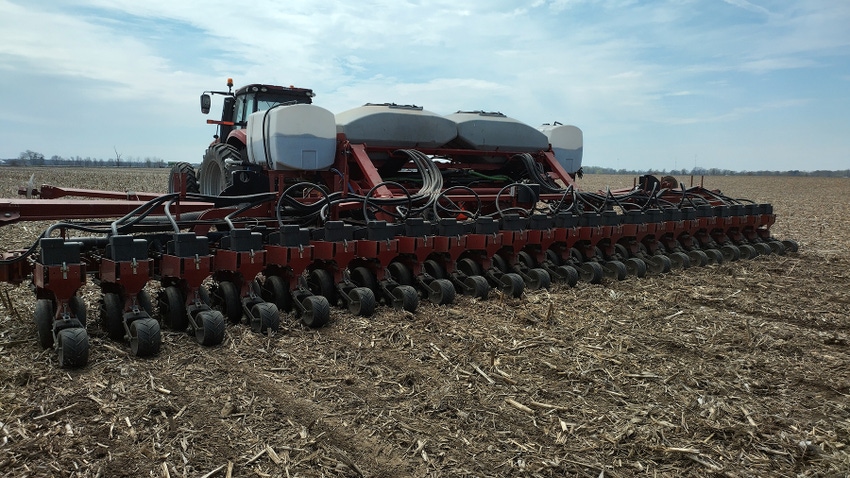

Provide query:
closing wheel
left=428, top=279, right=456, bottom=305
left=158, top=286, right=187, bottom=331
left=250, top=302, right=280, bottom=333
left=214, top=281, right=242, bottom=324
left=754, top=242, right=773, bottom=256
left=704, top=248, right=724, bottom=265
left=392, top=285, right=419, bottom=312
left=301, top=295, right=330, bottom=328
left=350, top=267, right=378, bottom=291
left=57, top=328, right=89, bottom=368
left=781, top=239, right=799, bottom=253
left=768, top=240, right=786, bottom=255
left=625, top=258, right=647, bottom=278
left=578, top=261, right=604, bottom=284
left=464, top=275, right=491, bottom=299
left=129, top=318, right=161, bottom=357
left=387, top=262, right=413, bottom=286
left=69, top=295, right=87, bottom=327
left=646, top=255, right=672, bottom=274
left=738, top=244, right=757, bottom=260
left=555, top=265, right=579, bottom=286
left=603, top=261, right=628, bottom=281
left=262, top=275, right=292, bottom=312
left=457, top=258, right=482, bottom=277
left=347, top=287, right=376, bottom=316
left=524, top=268, right=551, bottom=290
left=137, top=290, right=154, bottom=317
left=687, top=249, right=709, bottom=267
left=720, top=244, right=741, bottom=262
left=195, top=310, right=225, bottom=346
left=35, top=299, right=55, bottom=349
left=308, top=268, right=337, bottom=307
left=423, top=260, right=446, bottom=280
left=500, top=273, right=525, bottom=298
left=101, top=292, right=125, bottom=340
left=668, top=251, right=691, bottom=269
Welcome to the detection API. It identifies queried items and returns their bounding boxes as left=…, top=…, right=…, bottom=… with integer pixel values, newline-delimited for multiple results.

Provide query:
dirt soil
left=0, top=169, right=848, bottom=477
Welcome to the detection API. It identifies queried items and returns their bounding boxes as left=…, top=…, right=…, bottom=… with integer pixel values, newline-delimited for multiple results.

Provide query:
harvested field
left=0, top=168, right=848, bottom=477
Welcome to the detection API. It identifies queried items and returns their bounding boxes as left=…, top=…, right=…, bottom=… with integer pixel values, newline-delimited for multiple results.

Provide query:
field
left=0, top=168, right=848, bottom=477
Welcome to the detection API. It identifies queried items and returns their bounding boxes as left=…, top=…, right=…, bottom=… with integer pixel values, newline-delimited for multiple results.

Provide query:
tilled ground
left=0, top=170, right=848, bottom=477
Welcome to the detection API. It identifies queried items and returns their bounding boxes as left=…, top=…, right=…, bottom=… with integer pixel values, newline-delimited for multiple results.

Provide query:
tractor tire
left=167, top=162, right=199, bottom=194
left=199, top=143, right=240, bottom=196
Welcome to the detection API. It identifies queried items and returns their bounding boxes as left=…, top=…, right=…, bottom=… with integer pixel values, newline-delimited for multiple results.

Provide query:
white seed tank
left=335, top=103, right=458, bottom=148
left=538, top=123, right=583, bottom=173
left=446, top=111, right=549, bottom=153
left=246, top=104, right=337, bottom=170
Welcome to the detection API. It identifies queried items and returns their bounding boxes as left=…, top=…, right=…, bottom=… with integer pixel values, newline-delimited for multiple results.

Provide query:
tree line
left=582, top=166, right=850, bottom=178
left=2, top=150, right=168, bottom=168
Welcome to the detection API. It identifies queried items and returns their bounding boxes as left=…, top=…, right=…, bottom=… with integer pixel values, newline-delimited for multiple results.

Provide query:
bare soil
left=0, top=169, right=848, bottom=477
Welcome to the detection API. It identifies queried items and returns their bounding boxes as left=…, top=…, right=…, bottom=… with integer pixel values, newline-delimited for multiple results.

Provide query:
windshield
left=232, top=93, right=305, bottom=128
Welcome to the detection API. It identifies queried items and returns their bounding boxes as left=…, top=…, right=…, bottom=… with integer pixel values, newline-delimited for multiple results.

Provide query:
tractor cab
left=201, top=80, right=316, bottom=142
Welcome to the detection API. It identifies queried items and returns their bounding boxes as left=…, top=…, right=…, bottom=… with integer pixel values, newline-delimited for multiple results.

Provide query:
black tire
left=158, top=286, right=187, bottom=331
left=387, top=262, right=413, bottom=286
left=578, top=261, right=604, bottom=284
left=130, top=318, right=161, bottom=357
left=392, top=285, right=419, bottom=312
left=556, top=265, right=579, bottom=286
left=687, top=250, right=709, bottom=267
left=199, top=143, right=239, bottom=196
left=614, top=243, right=631, bottom=259
left=738, top=244, right=757, bottom=260
left=214, top=281, right=242, bottom=324
left=781, top=239, right=799, bottom=253
left=308, top=268, right=337, bottom=307
left=768, top=240, right=786, bottom=255
left=101, top=292, right=125, bottom=341
left=464, top=275, right=491, bottom=299
left=457, top=258, right=482, bottom=277
left=35, top=299, right=55, bottom=349
left=250, top=302, right=280, bottom=333
left=646, top=254, right=672, bottom=274
left=705, top=248, right=724, bottom=265
left=428, top=279, right=456, bottom=305
left=625, top=258, right=647, bottom=278
left=720, top=244, right=741, bottom=262
left=69, top=295, right=87, bottom=327
left=347, top=287, right=376, bottom=316
left=603, top=261, right=628, bottom=281
left=167, top=162, right=199, bottom=194
left=423, top=260, right=446, bottom=280
left=754, top=242, right=773, bottom=256
left=301, top=295, right=330, bottom=328
left=668, top=251, right=691, bottom=269
left=500, top=273, right=525, bottom=298
left=195, top=310, right=225, bottom=346
left=262, top=275, right=292, bottom=312
left=137, top=290, right=154, bottom=317
left=198, top=285, right=212, bottom=306
left=525, top=268, right=551, bottom=290
left=350, top=267, right=378, bottom=291
left=57, top=328, right=89, bottom=368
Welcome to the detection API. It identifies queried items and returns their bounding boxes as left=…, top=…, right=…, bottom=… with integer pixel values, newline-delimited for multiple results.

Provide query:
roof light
left=227, top=78, right=233, bottom=88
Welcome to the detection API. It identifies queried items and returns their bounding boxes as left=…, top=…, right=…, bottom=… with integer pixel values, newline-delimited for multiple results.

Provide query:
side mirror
left=200, top=93, right=211, bottom=114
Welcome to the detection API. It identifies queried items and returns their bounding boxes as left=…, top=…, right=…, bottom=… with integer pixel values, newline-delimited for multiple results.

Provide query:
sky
left=1, top=0, right=848, bottom=172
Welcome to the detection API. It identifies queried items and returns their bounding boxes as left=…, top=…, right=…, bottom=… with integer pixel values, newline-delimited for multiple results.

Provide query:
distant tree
left=19, top=150, right=45, bottom=166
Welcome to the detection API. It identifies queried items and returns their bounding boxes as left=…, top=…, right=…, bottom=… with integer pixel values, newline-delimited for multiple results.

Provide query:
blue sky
left=1, top=0, right=848, bottom=172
